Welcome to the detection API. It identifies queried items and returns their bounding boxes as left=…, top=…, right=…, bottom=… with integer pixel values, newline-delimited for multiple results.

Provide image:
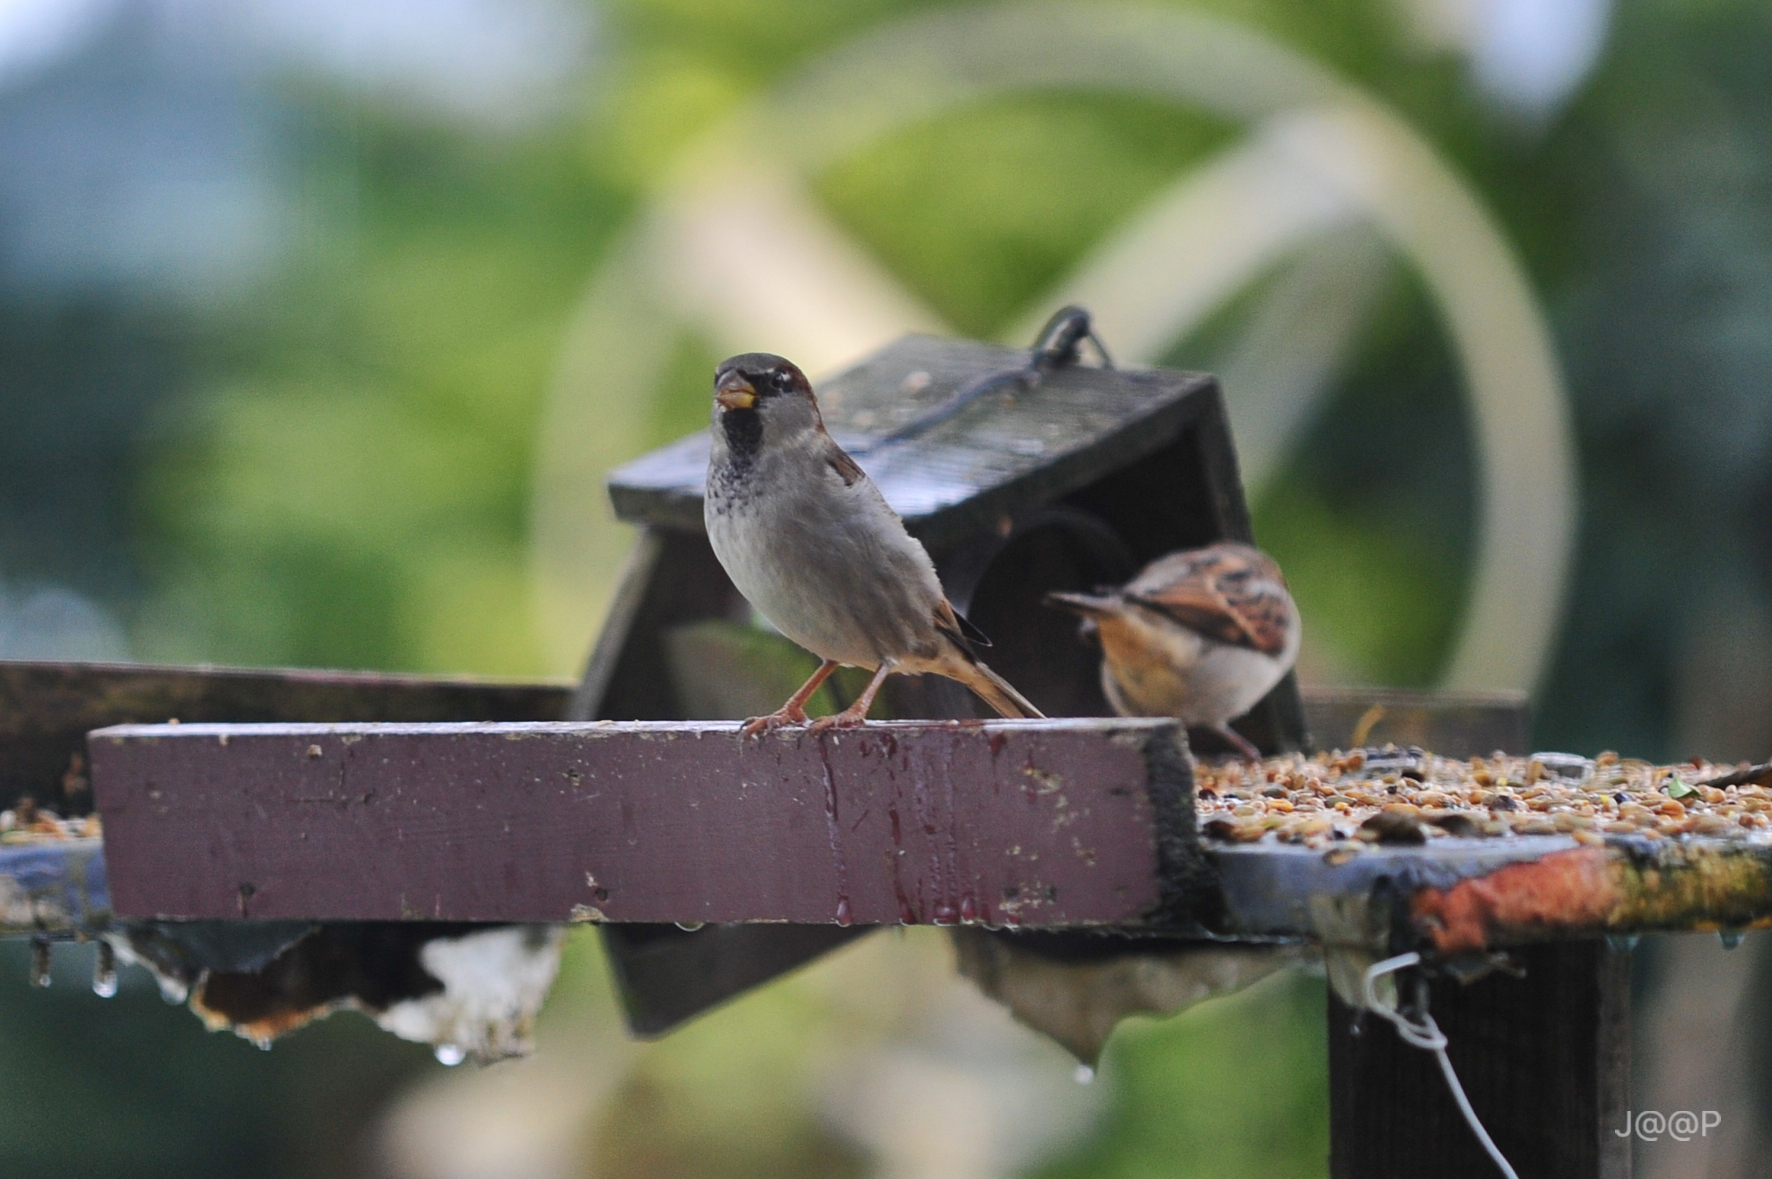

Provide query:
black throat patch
left=720, top=407, right=764, bottom=472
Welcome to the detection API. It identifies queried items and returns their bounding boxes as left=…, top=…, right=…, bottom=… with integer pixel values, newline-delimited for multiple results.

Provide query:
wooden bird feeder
left=4, top=321, right=1760, bottom=1178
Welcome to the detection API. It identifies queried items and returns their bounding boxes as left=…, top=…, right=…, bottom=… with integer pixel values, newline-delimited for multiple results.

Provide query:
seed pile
left=1195, top=748, right=1772, bottom=849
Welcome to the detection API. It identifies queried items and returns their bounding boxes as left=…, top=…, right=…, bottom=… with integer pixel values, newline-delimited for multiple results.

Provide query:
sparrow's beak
left=1044, top=591, right=1115, bottom=618
left=715, top=371, right=757, bottom=411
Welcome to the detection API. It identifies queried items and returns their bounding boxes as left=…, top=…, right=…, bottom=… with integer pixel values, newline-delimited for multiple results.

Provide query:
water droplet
left=1073, top=1065, right=1095, bottom=1085
left=29, top=939, right=50, bottom=988
left=435, top=1043, right=467, bottom=1067
left=835, top=898, right=852, bottom=927
left=932, top=901, right=959, bottom=925
left=960, top=896, right=977, bottom=923
left=156, top=976, right=188, bottom=1005
left=1720, top=930, right=1745, bottom=950
left=254, top=1037, right=274, bottom=1052
left=1607, top=935, right=1640, bottom=954
left=92, top=942, right=118, bottom=998
left=674, top=921, right=704, bottom=932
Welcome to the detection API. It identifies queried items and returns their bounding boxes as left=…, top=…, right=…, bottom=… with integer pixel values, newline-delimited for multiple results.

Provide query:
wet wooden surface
left=0, top=660, right=572, bottom=814
left=91, top=718, right=1194, bottom=926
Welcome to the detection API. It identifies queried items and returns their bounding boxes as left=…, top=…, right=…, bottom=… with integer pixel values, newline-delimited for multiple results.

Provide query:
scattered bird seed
left=1196, top=747, right=1772, bottom=847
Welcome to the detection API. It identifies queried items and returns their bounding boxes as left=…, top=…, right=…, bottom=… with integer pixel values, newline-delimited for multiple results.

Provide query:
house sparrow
left=1046, top=542, right=1299, bottom=761
left=703, top=353, right=1044, bottom=736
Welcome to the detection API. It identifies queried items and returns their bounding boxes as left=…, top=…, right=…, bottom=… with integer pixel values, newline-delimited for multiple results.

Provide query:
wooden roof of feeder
left=608, top=332, right=1249, bottom=554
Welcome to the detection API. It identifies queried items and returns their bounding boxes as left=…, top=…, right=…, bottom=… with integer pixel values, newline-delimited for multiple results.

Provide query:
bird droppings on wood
left=951, top=927, right=1310, bottom=1064
left=114, top=921, right=564, bottom=1061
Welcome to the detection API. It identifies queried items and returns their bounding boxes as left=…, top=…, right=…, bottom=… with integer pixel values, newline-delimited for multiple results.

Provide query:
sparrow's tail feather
left=955, top=660, right=1045, bottom=720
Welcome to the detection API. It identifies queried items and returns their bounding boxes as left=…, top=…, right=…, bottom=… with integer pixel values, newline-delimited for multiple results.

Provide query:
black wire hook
left=849, top=305, right=1113, bottom=454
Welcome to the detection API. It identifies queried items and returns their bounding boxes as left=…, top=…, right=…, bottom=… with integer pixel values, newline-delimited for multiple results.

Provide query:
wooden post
left=1329, top=940, right=1632, bottom=1178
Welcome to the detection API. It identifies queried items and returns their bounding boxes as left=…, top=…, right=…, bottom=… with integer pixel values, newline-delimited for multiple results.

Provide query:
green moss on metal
left=1606, top=842, right=1772, bottom=931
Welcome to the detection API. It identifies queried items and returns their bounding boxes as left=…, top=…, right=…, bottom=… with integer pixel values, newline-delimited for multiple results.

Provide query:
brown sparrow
left=703, top=353, right=1044, bottom=736
left=1046, top=543, right=1299, bottom=761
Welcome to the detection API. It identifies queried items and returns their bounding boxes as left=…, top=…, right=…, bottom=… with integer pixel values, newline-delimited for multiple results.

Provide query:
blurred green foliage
left=136, top=111, right=624, bottom=675
left=112, top=0, right=1523, bottom=694
left=0, top=941, right=435, bottom=1179
left=1238, top=272, right=1474, bottom=687
left=1040, top=971, right=1329, bottom=1179
left=818, top=96, right=1235, bottom=336
left=585, top=955, right=869, bottom=1179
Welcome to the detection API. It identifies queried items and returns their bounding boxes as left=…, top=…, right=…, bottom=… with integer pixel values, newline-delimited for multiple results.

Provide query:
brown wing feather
left=1125, top=543, right=1292, bottom=657
left=929, top=600, right=1042, bottom=717
left=826, top=449, right=864, bottom=487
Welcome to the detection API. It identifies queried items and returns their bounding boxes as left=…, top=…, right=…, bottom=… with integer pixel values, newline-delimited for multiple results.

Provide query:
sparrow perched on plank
left=1046, top=542, right=1299, bottom=761
left=704, top=353, right=1044, bottom=736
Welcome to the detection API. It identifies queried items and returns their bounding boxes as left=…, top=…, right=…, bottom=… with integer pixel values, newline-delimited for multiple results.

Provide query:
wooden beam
left=90, top=718, right=1198, bottom=927
left=0, top=660, right=572, bottom=814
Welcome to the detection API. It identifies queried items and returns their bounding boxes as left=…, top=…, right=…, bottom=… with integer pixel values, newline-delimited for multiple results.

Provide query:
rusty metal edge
left=1217, top=834, right=1772, bottom=951
left=1410, top=836, right=1772, bottom=952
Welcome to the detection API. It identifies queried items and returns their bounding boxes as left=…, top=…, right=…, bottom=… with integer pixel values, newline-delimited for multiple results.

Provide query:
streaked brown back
left=1124, top=543, right=1293, bottom=657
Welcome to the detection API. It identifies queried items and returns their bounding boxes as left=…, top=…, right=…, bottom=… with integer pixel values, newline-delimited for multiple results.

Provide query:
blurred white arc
left=534, top=0, right=1576, bottom=696
left=654, top=157, right=948, bottom=375
left=1021, top=102, right=1573, bottom=690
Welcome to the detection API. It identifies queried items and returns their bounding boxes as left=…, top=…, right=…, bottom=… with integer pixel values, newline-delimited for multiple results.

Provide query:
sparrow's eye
left=771, top=370, right=794, bottom=392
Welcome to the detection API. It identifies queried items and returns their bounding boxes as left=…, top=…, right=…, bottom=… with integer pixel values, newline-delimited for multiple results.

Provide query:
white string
left=1362, top=953, right=1522, bottom=1179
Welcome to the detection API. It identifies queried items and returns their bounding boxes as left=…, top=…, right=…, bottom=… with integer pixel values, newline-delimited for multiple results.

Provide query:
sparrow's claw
left=740, top=707, right=809, bottom=738
left=806, top=705, right=872, bottom=734
left=1214, top=722, right=1265, bottom=763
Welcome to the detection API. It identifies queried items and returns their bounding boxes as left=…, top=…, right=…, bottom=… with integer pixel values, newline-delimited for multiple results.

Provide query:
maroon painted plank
left=89, top=718, right=1186, bottom=926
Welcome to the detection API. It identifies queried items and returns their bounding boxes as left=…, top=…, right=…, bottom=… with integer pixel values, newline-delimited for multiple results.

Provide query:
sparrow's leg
left=807, top=661, right=894, bottom=733
left=741, top=659, right=841, bottom=737
left=1212, top=721, right=1265, bottom=763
